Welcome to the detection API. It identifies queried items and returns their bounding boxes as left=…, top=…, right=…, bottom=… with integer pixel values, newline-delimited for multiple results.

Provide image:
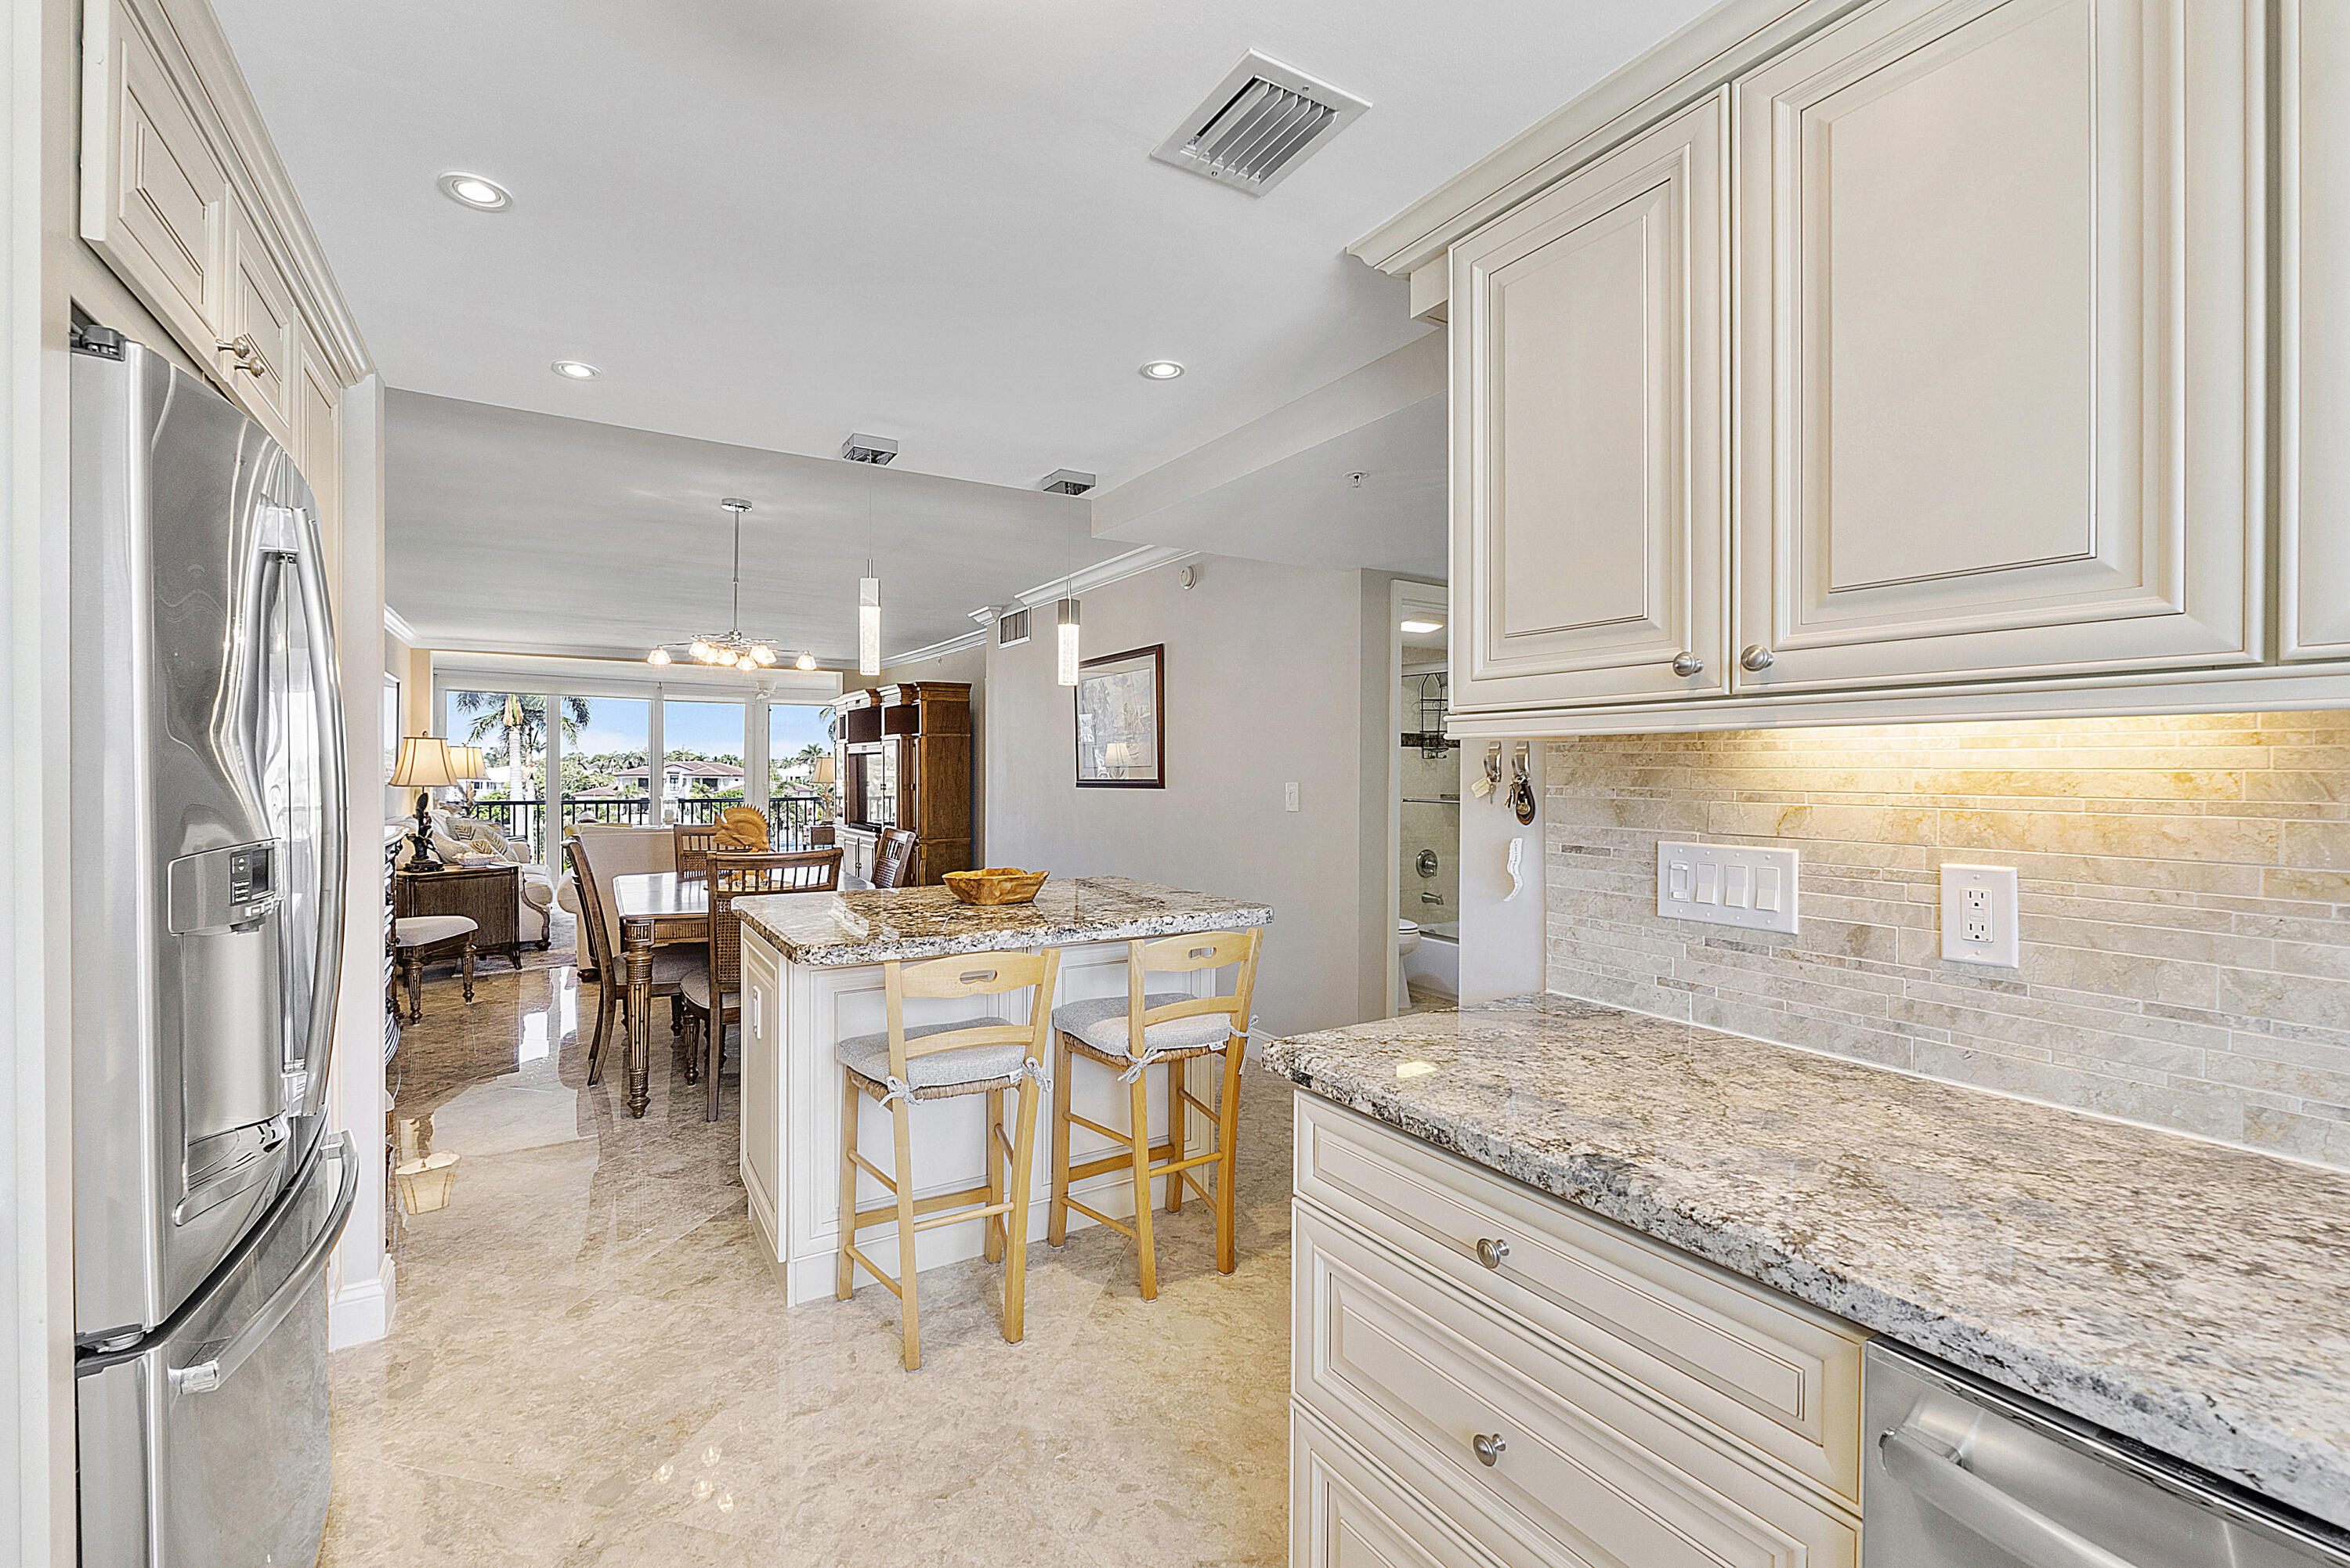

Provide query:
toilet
left=1395, top=919, right=1422, bottom=1012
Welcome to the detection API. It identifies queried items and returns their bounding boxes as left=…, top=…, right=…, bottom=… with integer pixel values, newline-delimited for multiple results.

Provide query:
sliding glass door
left=660, top=698, right=748, bottom=825
left=768, top=701, right=832, bottom=847
left=561, top=696, right=652, bottom=833
left=443, top=689, right=576, bottom=855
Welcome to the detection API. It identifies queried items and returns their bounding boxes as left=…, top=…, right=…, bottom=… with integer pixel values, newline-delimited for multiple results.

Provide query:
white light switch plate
left=1940, top=863, right=2020, bottom=967
left=1655, top=841, right=1799, bottom=934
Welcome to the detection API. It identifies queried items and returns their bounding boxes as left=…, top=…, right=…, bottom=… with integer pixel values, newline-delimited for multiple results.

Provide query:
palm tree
left=453, top=692, right=590, bottom=807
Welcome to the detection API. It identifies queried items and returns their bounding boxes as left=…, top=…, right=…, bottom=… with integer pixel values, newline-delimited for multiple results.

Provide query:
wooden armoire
left=827, top=682, right=972, bottom=887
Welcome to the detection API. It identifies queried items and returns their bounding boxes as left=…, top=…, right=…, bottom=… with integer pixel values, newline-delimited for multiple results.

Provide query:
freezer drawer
left=78, top=1131, right=356, bottom=1568
left=1862, top=1340, right=2350, bottom=1568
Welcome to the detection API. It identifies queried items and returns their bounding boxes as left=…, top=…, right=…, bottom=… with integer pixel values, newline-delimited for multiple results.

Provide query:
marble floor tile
left=325, top=963, right=1292, bottom=1566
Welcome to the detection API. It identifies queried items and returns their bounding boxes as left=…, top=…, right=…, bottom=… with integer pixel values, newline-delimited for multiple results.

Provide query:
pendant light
left=1056, top=508, right=1081, bottom=686
left=858, top=469, right=882, bottom=677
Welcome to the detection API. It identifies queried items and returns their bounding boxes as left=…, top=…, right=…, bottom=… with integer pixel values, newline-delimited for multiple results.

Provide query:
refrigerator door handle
left=260, top=512, right=347, bottom=1122
left=168, top=1132, right=356, bottom=1396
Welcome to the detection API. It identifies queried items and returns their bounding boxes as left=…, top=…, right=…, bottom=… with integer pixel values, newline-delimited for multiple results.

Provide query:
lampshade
left=389, top=735, right=465, bottom=789
left=813, top=753, right=836, bottom=786
left=450, top=745, right=486, bottom=781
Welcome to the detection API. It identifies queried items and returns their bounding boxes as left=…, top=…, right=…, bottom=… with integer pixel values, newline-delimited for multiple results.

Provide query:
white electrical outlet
left=1940, top=863, right=2020, bottom=967
left=1655, top=841, right=1799, bottom=934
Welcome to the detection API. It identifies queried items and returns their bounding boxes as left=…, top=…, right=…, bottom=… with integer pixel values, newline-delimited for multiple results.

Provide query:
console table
left=394, top=862, right=522, bottom=972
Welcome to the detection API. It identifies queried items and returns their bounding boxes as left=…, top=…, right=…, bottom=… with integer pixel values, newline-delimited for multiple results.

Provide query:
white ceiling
left=385, top=391, right=1129, bottom=662
left=1098, top=395, right=1446, bottom=578
left=210, top=0, right=1711, bottom=494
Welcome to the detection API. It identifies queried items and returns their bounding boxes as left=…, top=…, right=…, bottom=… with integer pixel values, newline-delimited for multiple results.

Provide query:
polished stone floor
left=328, top=963, right=1293, bottom=1566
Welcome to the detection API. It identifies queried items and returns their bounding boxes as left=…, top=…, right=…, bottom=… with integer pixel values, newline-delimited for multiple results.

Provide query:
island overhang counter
left=730, top=876, right=1274, bottom=1304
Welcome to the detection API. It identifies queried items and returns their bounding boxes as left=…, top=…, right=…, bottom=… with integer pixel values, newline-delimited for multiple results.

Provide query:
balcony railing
left=465, top=793, right=831, bottom=858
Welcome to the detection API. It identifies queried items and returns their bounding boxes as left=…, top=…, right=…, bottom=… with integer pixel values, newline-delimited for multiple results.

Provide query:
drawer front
left=1294, top=1207, right=1856, bottom=1568
left=1293, top=1405, right=1499, bottom=1568
left=1296, top=1097, right=1862, bottom=1503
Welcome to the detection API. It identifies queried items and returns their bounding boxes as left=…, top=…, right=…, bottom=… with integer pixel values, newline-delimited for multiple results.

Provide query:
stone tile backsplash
left=1542, top=714, right=2350, bottom=1167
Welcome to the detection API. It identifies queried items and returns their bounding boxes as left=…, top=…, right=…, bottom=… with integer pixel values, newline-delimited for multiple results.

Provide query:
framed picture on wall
left=1073, top=644, right=1164, bottom=788
left=383, top=674, right=401, bottom=782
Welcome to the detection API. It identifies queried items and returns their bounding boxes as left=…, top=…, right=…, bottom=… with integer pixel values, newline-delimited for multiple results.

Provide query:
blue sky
left=446, top=692, right=830, bottom=762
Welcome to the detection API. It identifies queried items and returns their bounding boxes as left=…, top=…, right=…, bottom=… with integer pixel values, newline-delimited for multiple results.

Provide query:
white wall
left=982, top=555, right=1387, bottom=1036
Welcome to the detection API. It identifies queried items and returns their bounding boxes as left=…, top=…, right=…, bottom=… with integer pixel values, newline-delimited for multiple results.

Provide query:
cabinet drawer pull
left=1670, top=651, right=1705, bottom=677
left=1474, top=1237, right=1510, bottom=1269
left=1472, top=1432, right=1508, bottom=1466
left=1740, top=644, right=1775, bottom=672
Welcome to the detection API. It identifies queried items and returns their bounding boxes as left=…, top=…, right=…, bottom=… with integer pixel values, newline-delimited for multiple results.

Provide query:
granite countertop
left=1263, top=995, right=2350, bottom=1530
left=734, top=875, right=1272, bottom=966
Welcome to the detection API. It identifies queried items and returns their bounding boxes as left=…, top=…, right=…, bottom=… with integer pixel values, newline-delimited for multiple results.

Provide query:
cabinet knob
left=215, top=334, right=265, bottom=376
left=1474, top=1237, right=1510, bottom=1270
left=1472, top=1432, right=1508, bottom=1467
left=1740, top=644, right=1776, bottom=672
left=1670, top=652, right=1704, bottom=677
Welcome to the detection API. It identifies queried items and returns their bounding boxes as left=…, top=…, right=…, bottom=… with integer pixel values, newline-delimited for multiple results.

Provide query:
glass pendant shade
left=859, top=576, right=882, bottom=677
left=1057, top=596, right=1081, bottom=686
left=647, top=647, right=671, bottom=665
left=795, top=651, right=816, bottom=671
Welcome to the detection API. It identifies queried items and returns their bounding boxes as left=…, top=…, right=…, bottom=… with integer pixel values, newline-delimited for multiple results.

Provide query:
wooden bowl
left=943, top=868, right=1050, bottom=905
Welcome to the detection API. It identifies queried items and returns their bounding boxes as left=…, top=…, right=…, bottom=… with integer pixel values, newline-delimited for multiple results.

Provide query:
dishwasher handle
left=1879, top=1425, right=2145, bottom=1568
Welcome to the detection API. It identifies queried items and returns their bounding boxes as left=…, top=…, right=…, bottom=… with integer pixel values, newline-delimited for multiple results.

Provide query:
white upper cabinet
left=1732, top=0, right=2260, bottom=693
left=2283, top=0, right=2350, bottom=661
left=221, top=196, right=298, bottom=449
left=81, top=1, right=228, bottom=356
left=1452, top=91, right=1729, bottom=713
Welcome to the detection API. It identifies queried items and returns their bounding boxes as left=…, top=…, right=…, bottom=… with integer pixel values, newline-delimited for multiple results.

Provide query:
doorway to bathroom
left=1388, top=581, right=1457, bottom=1015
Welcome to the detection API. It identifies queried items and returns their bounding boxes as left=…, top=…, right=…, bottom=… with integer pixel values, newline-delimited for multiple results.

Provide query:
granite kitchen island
left=732, top=876, right=1273, bottom=1303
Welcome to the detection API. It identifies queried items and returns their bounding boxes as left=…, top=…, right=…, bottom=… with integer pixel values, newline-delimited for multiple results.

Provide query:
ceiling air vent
left=996, top=608, right=1032, bottom=649
left=841, top=433, right=898, bottom=465
left=1152, top=51, right=1369, bottom=196
left=1039, top=469, right=1096, bottom=496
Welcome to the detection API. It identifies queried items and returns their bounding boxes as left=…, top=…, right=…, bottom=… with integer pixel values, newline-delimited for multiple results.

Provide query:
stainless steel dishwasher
left=1864, top=1340, right=2350, bottom=1567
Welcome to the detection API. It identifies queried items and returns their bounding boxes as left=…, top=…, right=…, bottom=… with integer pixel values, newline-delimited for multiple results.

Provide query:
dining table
left=611, top=866, right=870, bottom=1118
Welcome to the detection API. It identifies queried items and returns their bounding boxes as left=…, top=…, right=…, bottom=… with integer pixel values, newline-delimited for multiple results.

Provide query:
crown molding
left=382, top=605, right=416, bottom=645
left=884, top=544, right=1195, bottom=670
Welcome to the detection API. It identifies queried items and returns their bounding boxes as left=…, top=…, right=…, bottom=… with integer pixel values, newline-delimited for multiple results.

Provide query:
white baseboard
left=327, top=1256, right=396, bottom=1349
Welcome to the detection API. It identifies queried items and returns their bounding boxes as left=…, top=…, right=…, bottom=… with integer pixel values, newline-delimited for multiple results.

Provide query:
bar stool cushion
left=678, top=970, right=736, bottom=1012
left=1050, top=993, right=1234, bottom=1057
left=393, top=915, right=478, bottom=948
left=836, top=1019, right=1026, bottom=1095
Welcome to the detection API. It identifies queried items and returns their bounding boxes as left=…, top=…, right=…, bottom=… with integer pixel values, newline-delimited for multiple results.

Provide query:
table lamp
left=450, top=745, right=486, bottom=811
left=390, top=736, right=463, bottom=870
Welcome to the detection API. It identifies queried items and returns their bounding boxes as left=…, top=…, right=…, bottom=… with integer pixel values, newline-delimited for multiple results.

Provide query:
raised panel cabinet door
left=295, top=327, right=342, bottom=579
left=1452, top=89, right=1729, bottom=713
left=2283, top=0, right=2350, bottom=660
left=222, top=196, right=298, bottom=446
left=80, top=0, right=230, bottom=355
left=1734, top=0, right=2258, bottom=692
left=1292, top=1407, right=1498, bottom=1568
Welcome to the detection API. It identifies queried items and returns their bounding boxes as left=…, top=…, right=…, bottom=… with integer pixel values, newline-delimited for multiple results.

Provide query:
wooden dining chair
left=566, top=835, right=692, bottom=1087
left=837, top=946, right=1060, bottom=1371
left=1047, top=928, right=1263, bottom=1299
left=674, top=822, right=723, bottom=880
left=871, top=827, right=917, bottom=889
left=682, top=847, right=844, bottom=1119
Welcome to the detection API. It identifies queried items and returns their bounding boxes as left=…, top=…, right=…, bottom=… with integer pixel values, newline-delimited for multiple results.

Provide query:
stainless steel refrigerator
left=70, top=328, right=357, bottom=1568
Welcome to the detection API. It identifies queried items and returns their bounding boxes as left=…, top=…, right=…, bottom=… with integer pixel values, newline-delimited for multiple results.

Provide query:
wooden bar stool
left=1047, top=928, right=1262, bottom=1299
left=835, top=946, right=1061, bottom=1371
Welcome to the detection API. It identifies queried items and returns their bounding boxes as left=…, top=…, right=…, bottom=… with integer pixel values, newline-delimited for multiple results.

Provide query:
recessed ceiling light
left=437, top=172, right=512, bottom=211
left=1401, top=619, right=1444, bottom=634
left=551, top=360, right=600, bottom=381
left=1139, top=360, right=1184, bottom=381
